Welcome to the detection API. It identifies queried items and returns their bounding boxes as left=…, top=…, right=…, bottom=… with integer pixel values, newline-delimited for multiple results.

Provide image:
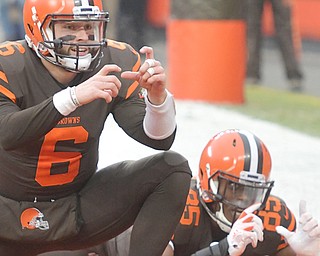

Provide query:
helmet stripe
left=239, top=130, right=261, bottom=174
left=239, top=132, right=251, bottom=172
left=254, top=135, right=264, bottom=174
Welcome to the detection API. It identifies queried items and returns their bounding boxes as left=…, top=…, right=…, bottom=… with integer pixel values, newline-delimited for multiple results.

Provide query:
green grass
left=224, top=85, right=320, bottom=138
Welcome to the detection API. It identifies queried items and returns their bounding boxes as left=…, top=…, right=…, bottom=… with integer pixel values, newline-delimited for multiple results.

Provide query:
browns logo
left=20, top=208, right=49, bottom=230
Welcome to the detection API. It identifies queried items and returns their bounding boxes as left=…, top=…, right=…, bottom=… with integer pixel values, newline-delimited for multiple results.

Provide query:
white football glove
left=276, top=200, right=320, bottom=256
left=227, top=203, right=264, bottom=256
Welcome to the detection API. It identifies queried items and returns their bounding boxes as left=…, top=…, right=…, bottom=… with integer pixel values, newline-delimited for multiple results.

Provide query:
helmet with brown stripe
left=198, top=129, right=274, bottom=232
left=23, top=0, right=109, bottom=72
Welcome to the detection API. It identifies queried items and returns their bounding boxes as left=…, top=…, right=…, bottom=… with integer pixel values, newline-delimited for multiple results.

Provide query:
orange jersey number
left=35, top=127, right=88, bottom=187
left=259, top=196, right=293, bottom=232
left=180, top=189, right=200, bottom=226
left=0, top=42, right=25, bottom=56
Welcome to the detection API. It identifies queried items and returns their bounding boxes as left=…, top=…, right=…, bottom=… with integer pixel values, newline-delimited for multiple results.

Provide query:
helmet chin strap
left=215, top=203, right=232, bottom=233
left=199, top=195, right=232, bottom=234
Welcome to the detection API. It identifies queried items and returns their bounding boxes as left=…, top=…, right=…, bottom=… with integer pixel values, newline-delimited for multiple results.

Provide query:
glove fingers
left=299, top=200, right=307, bottom=217
left=236, top=214, right=264, bottom=240
left=300, top=212, right=312, bottom=226
left=277, top=201, right=320, bottom=256
left=243, top=203, right=261, bottom=214
left=243, top=220, right=264, bottom=246
left=240, top=214, right=254, bottom=225
left=276, top=226, right=293, bottom=239
left=254, top=225, right=264, bottom=242
left=251, top=214, right=263, bottom=228
left=303, top=218, right=318, bottom=233
left=229, top=209, right=264, bottom=254
left=239, top=203, right=262, bottom=219
left=240, top=223, right=264, bottom=240
left=240, top=213, right=263, bottom=225
left=309, top=226, right=320, bottom=238
left=249, top=215, right=264, bottom=241
left=244, top=234, right=258, bottom=248
left=238, top=214, right=263, bottom=231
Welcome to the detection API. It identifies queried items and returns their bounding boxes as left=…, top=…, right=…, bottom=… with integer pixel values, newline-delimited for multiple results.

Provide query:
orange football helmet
left=198, top=129, right=274, bottom=232
left=20, top=207, right=49, bottom=230
left=23, top=0, right=109, bottom=72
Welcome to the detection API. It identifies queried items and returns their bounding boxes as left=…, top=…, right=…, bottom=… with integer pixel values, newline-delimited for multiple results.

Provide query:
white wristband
left=70, top=86, right=81, bottom=106
left=143, top=89, right=176, bottom=140
left=168, top=241, right=175, bottom=251
left=53, top=87, right=78, bottom=116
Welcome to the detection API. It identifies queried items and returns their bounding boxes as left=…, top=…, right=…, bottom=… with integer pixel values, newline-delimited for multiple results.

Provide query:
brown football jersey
left=0, top=39, right=173, bottom=201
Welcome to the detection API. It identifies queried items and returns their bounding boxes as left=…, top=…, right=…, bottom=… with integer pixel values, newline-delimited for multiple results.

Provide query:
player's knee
left=160, top=152, right=192, bottom=210
left=162, top=151, right=192, bottom=176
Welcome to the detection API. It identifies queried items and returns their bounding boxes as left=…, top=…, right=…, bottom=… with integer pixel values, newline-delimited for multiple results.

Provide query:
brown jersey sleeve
left=0, top=41, right=63, bottom=150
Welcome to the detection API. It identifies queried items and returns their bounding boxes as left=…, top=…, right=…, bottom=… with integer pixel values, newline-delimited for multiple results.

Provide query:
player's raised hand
left=276, top=200, right=320, bottom=256
left=75, top=64, right=121, bottom=104
left=227, top=203, right=264, bottom=256
left=121, top=46, right=167, bottom=105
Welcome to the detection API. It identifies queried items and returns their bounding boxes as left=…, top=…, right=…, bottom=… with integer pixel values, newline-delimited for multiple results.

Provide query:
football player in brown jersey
left=0, top=0, right=192, bottom=255
left=179, top=129, right=320, bottom=256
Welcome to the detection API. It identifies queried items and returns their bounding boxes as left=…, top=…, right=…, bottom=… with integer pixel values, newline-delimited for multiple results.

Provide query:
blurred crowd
left=103, top=0, right=149, bottom=50
left=0, top=0, right=25, bottom=41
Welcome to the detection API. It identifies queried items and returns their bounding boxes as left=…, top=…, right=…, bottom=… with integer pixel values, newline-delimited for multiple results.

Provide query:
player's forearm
left=143, top=89, right=176, bottom=140
left=0, top=98, right=62, bottom=149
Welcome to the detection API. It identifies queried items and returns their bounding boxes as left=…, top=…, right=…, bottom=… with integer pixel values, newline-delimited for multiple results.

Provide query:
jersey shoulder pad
left=246, top=195, right=297, bottom=253
left=259, top=195, right=296, bottom=232
left=0, top=41, right=31, bottom=104
left=105, top=39, right=140, bottom=72
left=0, top=40, right=28, bottom=75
